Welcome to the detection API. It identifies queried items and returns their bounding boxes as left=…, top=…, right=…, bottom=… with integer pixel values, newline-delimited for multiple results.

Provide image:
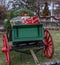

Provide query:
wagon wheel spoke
left=48, top=41, right=53, bottom=46
left=45, top=48, right=51, bottom=58
left=5, top=50, right=10, bottom=64
left=44, top=48, right=51, bottom=57
left=3, top=35, right=6, bottom=47
left=43, top=40, right=47, bottom=45
left=47, top=46, right=53, bottom=57
left=46, top=32, right=50, bottom=41
left=43, top=29, right=54, bottom=58
left=6, top=52, right=10, bottom=65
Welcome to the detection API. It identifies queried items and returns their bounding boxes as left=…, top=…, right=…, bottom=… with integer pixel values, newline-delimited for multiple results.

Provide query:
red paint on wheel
left=43, top=29, right=54, bottom=58
left=2, top=34, right=12, bottom=65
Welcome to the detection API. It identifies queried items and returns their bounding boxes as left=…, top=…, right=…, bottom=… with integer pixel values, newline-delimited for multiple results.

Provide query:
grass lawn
left=0, top=30, right=60, bottom=65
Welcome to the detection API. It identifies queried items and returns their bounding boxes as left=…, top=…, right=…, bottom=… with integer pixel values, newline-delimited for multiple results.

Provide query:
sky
left=0, top=0, right=9, bottom=6
left=0, top=0, right=13, bottom=6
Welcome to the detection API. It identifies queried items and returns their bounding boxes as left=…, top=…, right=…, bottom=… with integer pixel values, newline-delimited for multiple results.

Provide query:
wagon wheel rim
left=43, top=29, right=54, bottom=58
left=2, top=34, right=11, bottom=65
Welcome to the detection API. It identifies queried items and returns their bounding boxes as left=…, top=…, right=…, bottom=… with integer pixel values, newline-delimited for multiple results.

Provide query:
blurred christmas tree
left=42, top=2, right=50, bottom=16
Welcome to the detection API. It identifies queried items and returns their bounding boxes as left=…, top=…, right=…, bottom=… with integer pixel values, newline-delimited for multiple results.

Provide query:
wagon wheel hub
left=43, top=29, right=54, bottom=58
left=2, top=47, right=7, bottom=53
left=2, top=34, right=12, bottom=65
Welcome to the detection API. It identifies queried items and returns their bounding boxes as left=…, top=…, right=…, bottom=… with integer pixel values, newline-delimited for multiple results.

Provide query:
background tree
left=26, top=0, right=37, bottom=11
left=0, top=5, right=8, bottom=20
left=0, top=0, right=5, bottom=6
left=26, top=0, right=40, bottom=16
left=42, top=2, right=50, bottom=16
left=0, top=5, right=8, bottom=25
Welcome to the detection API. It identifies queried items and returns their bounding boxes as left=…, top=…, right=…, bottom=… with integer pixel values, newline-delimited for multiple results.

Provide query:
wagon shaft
left=30, top=49, right=41, bottom=65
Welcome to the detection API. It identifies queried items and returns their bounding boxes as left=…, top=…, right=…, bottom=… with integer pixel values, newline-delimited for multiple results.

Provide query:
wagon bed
left=12, top=24, right=44, bottom=43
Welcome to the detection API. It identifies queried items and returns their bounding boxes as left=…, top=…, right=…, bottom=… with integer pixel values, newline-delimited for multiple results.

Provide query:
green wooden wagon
left=2, top=11, right=54, bottom=65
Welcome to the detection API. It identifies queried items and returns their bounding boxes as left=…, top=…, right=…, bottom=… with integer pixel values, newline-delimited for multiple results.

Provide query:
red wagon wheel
left=2, top=34, right=11, bottom=65
left=43, top=29, right=54, bottom=58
